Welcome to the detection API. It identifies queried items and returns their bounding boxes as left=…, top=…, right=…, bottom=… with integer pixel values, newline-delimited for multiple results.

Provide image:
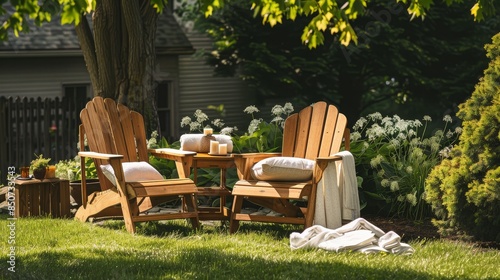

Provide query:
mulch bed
left=363, top=214, right=499, bottom=250
left=362, top=214, right=440, bottom=241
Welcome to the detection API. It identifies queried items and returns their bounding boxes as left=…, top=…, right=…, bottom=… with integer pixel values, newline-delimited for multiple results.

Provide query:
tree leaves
left=195, top=0, right=497, bottom=48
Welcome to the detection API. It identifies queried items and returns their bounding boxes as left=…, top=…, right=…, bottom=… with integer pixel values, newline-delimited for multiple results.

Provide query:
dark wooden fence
left=0, top=96, right=88, bottom=184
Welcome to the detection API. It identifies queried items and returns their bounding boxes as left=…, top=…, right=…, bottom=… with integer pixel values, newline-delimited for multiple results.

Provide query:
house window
left=64, top=84, right=89, bottom=103
left=156, top=81, right=174, bottom=141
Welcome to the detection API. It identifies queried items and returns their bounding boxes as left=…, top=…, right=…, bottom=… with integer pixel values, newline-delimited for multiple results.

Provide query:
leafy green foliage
left=30, top=154, right=51, bottom=171
left=0, top=0, right=166, bottom=40
left=187, top=0, right=500, bottom=124
left=55, top=156, right=97, bottom=181
left=197, top=0, right=497, bottom=48
left=425, top=32, right=500, bottom=242
left=351, top=113, right=461, bottom=220
left=146, top=131, right=179, bottom=179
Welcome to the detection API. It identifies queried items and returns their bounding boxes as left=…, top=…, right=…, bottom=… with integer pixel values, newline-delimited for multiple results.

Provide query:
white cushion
left=251, top=157, right=315, bottom=181
left=100, top=161, right=163, bottom=185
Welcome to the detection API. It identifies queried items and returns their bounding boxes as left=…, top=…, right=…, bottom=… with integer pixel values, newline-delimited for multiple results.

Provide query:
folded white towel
left=318, top=230, right=376, bottom=252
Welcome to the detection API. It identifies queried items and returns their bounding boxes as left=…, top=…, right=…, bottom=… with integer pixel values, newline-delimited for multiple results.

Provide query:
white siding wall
left=177, top=31, right=256, bottom=134
left=0, top=56, right=91, bottom=98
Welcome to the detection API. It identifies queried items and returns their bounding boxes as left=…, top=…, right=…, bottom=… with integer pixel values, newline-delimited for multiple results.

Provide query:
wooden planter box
left=14, top=178, right=70, bottom=218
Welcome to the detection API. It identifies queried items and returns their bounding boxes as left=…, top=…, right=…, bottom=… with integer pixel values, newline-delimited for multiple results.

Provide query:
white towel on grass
left=290, top=218, right=415, bottom=255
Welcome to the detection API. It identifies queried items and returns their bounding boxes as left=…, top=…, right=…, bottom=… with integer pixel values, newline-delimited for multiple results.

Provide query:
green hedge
left=425, top=33, right=500, bottom=242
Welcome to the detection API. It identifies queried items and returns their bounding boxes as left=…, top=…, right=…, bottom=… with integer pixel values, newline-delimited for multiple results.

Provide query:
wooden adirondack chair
left=74, top=97, right=199, bottom=234
left=229, top=101, right=350, bottom=233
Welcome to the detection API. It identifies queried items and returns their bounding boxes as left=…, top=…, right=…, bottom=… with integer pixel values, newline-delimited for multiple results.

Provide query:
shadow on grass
left=95, top=218, right=304, bottom=240
left=1, top=244, right=442, bottom=280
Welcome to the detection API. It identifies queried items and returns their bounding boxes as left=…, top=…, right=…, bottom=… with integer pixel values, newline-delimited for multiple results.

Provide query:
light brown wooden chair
left=74, top=97, right=199, bottom=234
left=229, top=101, right=350, bottom=233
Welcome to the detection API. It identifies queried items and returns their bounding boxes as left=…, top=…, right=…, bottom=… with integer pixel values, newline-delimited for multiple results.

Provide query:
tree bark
left=74, top=0, right=160, bottom=134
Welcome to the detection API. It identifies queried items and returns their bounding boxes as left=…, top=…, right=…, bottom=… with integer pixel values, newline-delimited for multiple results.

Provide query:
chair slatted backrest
left=282, top=101, right=347, bottom=159
left=80, top=97, right=149, bottom=190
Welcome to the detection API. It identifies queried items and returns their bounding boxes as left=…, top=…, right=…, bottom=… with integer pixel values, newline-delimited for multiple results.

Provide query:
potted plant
left=30, top=154, right=51, bottom=179
left=55, top=156, right=100, bottom=207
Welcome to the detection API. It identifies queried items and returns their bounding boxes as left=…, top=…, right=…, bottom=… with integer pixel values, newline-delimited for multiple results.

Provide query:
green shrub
left=55, top=156, right=97, bottom=181
left=425, top=33, right=500, bottom=242
left=146, top=130, right=180, bottom=179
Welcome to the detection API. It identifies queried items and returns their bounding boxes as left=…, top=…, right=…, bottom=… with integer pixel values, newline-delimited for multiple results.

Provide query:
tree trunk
left=75, top=0, right=159, bottom=134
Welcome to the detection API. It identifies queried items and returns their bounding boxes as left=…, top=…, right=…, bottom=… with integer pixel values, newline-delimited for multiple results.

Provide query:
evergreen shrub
left=425, top=33, right=500, bottom=242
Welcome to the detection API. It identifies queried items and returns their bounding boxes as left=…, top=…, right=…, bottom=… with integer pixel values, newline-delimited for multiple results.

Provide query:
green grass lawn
left=1, top=215, right=499, bottom=280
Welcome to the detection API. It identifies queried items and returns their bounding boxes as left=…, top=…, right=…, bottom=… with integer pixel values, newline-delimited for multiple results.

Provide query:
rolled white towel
left=180, top=134, right=233, bottom=153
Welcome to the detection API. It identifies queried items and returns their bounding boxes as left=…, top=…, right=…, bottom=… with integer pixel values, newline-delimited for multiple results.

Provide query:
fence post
left=0, top=97, right=7, bottom=183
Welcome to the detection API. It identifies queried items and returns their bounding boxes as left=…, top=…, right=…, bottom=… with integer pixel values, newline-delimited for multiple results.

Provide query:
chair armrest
left=315, top=155, right=343, bottom=164
left=313, top=156, right=344, bottom=184
left=233, top=152, right=282, bottom=180
left=148, top=148, right=197, bottom=157
left=78, top=151, right=124, bottom=160
left=148, top=148, right=197, bottom=178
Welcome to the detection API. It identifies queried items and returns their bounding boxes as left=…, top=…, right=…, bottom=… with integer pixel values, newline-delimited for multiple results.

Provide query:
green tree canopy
left=198, top=0, right=497, bottom=48
left=2, top=0, right=497, bottom=48
left=187, top=0, right=499, bottom=121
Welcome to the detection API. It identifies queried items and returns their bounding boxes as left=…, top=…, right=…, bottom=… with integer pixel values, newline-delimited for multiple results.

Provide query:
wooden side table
left=191, top=153, right=235, bottom=221
left=14, top=178, right=70, bottom=218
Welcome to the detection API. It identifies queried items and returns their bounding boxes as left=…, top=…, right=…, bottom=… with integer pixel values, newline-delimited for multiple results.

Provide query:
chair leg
left=184, top=194, right=200, bottom=230
left=304, top=198, right=315, bottom=228
left=119, top=196, right=137, bottom=234
left=229, top=195, right=244, bottom=234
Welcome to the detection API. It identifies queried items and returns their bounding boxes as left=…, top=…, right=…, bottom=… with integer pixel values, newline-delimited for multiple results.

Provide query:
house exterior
left=0, top=7, right=255, bottom=142
left=0, top=6, right=259, bottom=181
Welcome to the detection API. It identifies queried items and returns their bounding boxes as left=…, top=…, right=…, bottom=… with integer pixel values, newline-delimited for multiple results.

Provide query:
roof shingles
left=0, top=8, right=193, bottom=55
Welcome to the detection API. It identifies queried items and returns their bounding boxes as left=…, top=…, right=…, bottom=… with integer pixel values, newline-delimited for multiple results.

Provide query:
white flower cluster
left=351, top=112, right=461, bottom=220
left=180, top=108, right=236, bottom=135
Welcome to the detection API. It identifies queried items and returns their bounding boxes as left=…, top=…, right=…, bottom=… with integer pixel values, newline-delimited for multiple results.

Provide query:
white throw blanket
left=180, top=134, right=233, bottom=153
left=290, top=218, right=415, bottom=255
left=314, top=151, right=360, bottom=228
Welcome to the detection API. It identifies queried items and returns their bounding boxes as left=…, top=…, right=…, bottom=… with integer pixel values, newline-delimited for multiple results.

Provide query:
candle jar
left=20, top=166, right=30, bottom=178
left=218, top=143, right=228, bottom=155
left=209, top=140, right=219, bottom=155
left=45, top=165, right=56, bottom=179
left=203, top=127, right=213, bottom=136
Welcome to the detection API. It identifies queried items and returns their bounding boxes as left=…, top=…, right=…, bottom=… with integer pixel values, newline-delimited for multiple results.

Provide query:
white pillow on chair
left=251, top=157, right=315, bottom=181
left=100, top=161, right=164, bottom=185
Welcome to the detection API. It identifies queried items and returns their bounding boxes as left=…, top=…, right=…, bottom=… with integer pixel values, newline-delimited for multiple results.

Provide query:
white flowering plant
left=172, top=103, right=294, bottom=190
left=350, top=113, right=461, bottom=220
left=179, top=103, right=294, bottom=153
left=231, top=103, right=294, bottom=153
